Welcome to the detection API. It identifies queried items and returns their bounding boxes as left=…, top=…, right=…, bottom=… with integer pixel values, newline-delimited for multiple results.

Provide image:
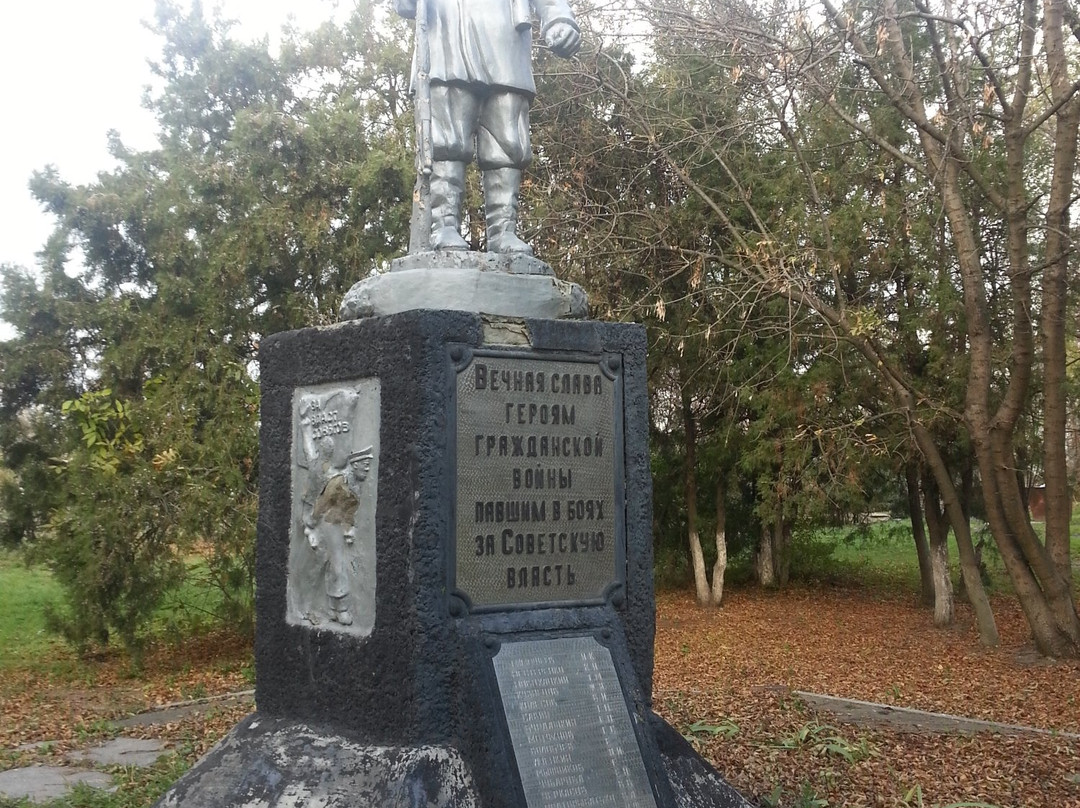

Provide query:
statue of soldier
left=304, top=447, right=374, bottom=626
left=393, top=0, right=582, bottom=254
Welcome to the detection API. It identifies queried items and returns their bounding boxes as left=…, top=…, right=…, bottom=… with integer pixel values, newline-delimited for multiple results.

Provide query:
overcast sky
left=1, top=0, right=349, bottom=274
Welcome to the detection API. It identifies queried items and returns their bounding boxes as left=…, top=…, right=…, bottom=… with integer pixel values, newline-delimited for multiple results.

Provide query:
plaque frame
left=447, top=345, right=627, bottom=615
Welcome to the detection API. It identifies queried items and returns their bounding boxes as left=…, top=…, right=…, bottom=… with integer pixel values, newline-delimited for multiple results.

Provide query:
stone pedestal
left=155, top=311, right=749, bottom=808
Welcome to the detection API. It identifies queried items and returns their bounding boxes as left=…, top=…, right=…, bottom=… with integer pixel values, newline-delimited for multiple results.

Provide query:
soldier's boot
left=483, top=168, right=533, bottom=255
left=330, top=595, right=353, bottom=626
left=430, top=160, right=469, bottom=251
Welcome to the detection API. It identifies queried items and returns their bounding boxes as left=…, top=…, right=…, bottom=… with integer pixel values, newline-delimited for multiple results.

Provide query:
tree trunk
left=911, top=422, right=1000, bottom=646
left=877, top=0, right=1074, bottom=654
left=952, top=503, right=998, bottom=636
left=984, top=429, right=1080, bottom=655
left=757, top=518, right=792, bottom=588
left=710, top=476, right=727, bottom=606
left=906, top=464, right=935, bottom=607
left=775, top=519, right=792, bottom=587
left=922, top=477, right=954, bottom=627
left=681, top=390, right=711, bottom=606
left=756, top=523, right=776, bottom=588
left=1041, top=0, right=1079, bottom=588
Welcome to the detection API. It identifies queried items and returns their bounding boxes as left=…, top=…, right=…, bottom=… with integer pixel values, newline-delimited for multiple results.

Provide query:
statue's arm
left=393, top=0, right=417, bottom=20
left=307, top=495, right=325, bottom=528
left=533, top=0, right=581, bottom=57
left=534, top=0, right=578, bottom=32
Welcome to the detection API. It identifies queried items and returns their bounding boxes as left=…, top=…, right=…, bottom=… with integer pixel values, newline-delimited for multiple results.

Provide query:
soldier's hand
left=545, top=22, right=581, bottom=58
left=393, top=0, right=417, bottom=19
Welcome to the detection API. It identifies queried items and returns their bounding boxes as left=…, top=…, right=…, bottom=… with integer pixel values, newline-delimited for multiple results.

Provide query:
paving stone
left=66, top=737, right=168, bottom=767
left=113, top=692, right=253, bottom=729
left=0, top=765, right=113, bottom=802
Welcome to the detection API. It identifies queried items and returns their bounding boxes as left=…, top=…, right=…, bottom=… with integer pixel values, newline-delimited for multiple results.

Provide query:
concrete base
left=156, top=715, right=477, bottom=808
left=155, top=713, right=750, bottom=808
left=339, top=252, right=588, bottom=321
left=67, top=737, right=169, bottom=767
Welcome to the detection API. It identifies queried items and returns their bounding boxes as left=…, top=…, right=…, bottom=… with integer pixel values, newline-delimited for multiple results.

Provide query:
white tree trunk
left=930, top=536, right=954, bottom=627
left=923, top=482, right=955, bottom=627
left=689, top=525, right=711, bottom=605
left=710, top=527, right=727, bottom=606
left=710, top=479, right=727, bottom=606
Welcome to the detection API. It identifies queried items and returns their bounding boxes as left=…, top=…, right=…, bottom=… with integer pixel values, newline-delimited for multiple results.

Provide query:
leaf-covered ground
left=654, top=587, right=1080, bottom=807
left=2, top=589, right=1079, bottom=807
left=0, top=630, right=253, bottom=767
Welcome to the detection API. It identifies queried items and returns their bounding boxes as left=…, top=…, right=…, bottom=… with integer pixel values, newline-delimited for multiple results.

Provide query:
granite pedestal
left=154, top=311, right=749, bottom=808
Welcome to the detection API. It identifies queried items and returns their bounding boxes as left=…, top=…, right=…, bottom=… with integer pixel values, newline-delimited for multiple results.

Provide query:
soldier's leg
left=430, top=84, right=480, bottom=250
left=330, top=595, right=353, bottom=625
left=477, top=91, right=533, bottom=255
left=323, top=527, right=352, bottom=624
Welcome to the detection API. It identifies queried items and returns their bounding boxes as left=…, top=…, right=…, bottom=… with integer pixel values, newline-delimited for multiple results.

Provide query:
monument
left=338, top=0, right=588, bottom=322
left=154, top=3, right=751, bottom=806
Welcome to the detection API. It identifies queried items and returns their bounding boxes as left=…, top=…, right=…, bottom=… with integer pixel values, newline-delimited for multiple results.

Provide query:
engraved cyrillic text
left=494, top=638, right=657, bottom=808
left=455, top=355, right=621, bottom=607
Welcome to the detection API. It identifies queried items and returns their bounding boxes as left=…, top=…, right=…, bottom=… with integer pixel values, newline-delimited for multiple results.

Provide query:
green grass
left=809, top=513, right=1080, bottom=595
left=0, top=549, right=66, bottom=668
left=0, top=549, right=250, bottom=670
left=152, top=557, right=250, bottom=642
left=826, top=521, right=968, bottom=590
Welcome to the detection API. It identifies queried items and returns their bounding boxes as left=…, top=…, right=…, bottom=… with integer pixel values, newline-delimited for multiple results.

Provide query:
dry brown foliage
left=2, top=591, right=1078, bottom=807
left=654, top=588, right=1080, bottom=807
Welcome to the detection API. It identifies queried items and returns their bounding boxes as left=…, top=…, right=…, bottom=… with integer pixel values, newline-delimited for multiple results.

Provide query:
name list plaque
left=454, top=352, right=623, bottom=609
left=493, top=636, right=657, bottom=808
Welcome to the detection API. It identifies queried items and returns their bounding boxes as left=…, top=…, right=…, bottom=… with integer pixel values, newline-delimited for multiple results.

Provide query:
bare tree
left=585, top=0, right=1080, bottom=654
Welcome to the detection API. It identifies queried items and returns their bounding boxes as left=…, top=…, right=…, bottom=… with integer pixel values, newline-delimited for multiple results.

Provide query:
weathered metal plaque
left=493, top=636, right=657, bottom=808
left=287, top=379, right=380, bottom=637
left=454, top=352, right=623, bottom=608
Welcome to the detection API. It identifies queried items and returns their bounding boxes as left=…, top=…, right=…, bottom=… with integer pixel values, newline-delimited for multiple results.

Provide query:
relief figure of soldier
left=304, top=447, right=374, bottom=625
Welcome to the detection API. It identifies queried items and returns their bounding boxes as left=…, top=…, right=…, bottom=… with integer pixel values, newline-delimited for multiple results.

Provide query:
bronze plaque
left=454, top=352, right=622, bottom=609
left=493, top=636, right=657, bottom=808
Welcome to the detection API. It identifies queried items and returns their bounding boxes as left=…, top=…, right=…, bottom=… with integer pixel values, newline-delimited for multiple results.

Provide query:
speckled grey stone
left=154, top=715, right=477, bottom=808
left=388, top=251, right=555, bottom=276
left=652, top=717, right=756, bottom=808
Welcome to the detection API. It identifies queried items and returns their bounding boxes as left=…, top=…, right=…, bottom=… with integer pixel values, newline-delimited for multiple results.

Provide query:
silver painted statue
left=394, top=0, right=581, bottom=254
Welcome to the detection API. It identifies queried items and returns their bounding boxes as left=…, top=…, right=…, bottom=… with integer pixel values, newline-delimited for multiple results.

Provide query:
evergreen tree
left=0, top=0, right=414, bottom=659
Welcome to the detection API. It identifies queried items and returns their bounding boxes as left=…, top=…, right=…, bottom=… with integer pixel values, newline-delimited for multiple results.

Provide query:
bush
left=654, top=538, right=693, bottom=590
left=32, top=460, right=187, bottom=663
left=22, top=382, right=257, bottom=664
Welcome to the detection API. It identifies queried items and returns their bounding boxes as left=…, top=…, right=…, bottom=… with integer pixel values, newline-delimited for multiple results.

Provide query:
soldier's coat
left=395, top=0, right=578, bottom=97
